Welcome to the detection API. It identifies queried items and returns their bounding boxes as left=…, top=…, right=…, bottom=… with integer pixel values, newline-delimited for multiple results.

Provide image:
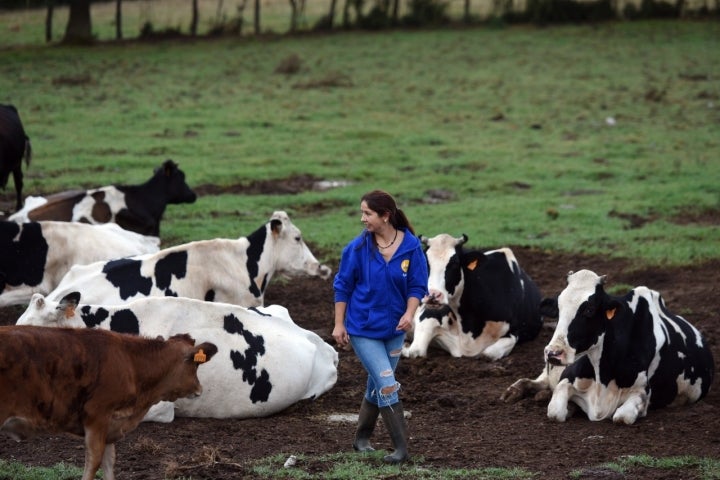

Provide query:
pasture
left=0, top=15, right=719, bottom=479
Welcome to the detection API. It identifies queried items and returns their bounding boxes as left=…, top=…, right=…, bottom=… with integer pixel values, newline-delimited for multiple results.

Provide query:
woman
left=332, top=190, right=428, bottom=464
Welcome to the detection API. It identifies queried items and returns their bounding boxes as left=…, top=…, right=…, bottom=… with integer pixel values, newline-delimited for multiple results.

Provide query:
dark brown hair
left=361, top=190, right=415, bottom=235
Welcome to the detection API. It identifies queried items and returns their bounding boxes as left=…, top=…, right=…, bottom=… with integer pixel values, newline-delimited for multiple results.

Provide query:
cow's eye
left=295, top=236, right=302, bottom=242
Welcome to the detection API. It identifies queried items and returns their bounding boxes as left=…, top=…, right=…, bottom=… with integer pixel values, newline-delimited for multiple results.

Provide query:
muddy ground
left=0, top=245, right=718, bottom=479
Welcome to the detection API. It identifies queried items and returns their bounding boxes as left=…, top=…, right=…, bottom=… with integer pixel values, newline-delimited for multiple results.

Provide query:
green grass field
left=1, top=18, right=719, bottom=269
left=0, top=14, right=719, bottom=480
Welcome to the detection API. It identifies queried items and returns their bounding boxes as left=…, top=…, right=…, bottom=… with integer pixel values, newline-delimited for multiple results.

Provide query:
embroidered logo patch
left=401, top=259, right=410, bottom=273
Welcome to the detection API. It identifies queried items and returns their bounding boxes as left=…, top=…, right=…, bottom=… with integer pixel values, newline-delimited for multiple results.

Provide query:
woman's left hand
left=396, top=312, right=414, bottom=332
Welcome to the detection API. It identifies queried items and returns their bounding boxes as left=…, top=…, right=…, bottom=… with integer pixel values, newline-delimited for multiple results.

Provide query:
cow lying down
left=403, top=234, right=543, bottom=360
left=501, top=269, right=715, bottom=424
left=0, top=220, right=160, bottom=307
left=0, top=325, right=217, bottom=480
left=18, top=292, right=339, bottom=423
left=45, top=210, right=331, bottom=308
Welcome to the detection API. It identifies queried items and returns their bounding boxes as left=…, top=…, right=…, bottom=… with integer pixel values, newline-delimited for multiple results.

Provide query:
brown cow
left=0, top=325, right=217, bottom=480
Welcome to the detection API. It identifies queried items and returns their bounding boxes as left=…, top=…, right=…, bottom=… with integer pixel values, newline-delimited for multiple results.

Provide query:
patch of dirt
left=0, top=247, right=718, bottom=479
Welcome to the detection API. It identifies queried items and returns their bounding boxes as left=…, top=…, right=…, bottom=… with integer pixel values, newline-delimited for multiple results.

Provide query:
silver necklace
left=377, top=229, right=398, bottom=249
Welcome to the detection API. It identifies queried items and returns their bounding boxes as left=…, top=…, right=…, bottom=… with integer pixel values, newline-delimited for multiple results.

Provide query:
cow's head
left=268, top=211, right=332, bottom=280
left=157, top=159, right=197, bottom=205
left=420, top=233, right=468, bottom=308
left=162, top=334, right=218, bottom=401
left=543, top=269, right=608, bottom=366
left=16, top=292, right=85, bottom=328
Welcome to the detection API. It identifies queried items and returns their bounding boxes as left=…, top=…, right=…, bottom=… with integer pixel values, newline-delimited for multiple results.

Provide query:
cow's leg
left=482, top=335, right=517, bottom=361
left=12, top=167, right=23, bottom=211
left=1, top=417, right=38, bottom=441
left=100, top=443, right=117, bottom=480
left=612, top=390, right=649, bottom=425
left=501, top=370, right=549, bottom=403
left=82, top=428, right=107, bottom=480
left=547, top=379, right=574, bottom=422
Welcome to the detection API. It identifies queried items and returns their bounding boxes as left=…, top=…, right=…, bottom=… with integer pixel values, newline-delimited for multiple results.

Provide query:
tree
left=63, top=0, right=93, bottom=44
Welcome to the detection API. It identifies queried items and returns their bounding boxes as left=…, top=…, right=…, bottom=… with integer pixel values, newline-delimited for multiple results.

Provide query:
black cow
left=0, top=104, right=32, bottom=212
left=10, top=159, right=196, bottom=236
left=402, top=233, right=543, bottom=359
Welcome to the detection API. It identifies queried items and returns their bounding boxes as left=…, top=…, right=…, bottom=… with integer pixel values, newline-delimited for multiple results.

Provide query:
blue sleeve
left=407, top=245, right=428, bottom=301
left=333, top=243, right=356, bottom=303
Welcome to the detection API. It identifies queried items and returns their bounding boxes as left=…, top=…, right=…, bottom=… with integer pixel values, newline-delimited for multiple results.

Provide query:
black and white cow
left=45, top=211, right=331, bottom=307
left=503, top=269, right=714, bottom=424
left=0, top=104, right=32, bottom=212
left=402, top=234, right=543, bottom=360
left=9, top=159, right=196, bottom=236
left=0, top=221, right=160, bottom=307
left=17, top=292, right=338, bottom=422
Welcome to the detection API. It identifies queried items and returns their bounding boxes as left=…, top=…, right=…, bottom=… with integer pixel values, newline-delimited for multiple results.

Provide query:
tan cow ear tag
left=194, top=349, right=207, bottom=363
left=605, top=308, right=616, bottom=320
left=65, top=306, right=76, bottom=319
left=467, top=259, right=478, bottom=271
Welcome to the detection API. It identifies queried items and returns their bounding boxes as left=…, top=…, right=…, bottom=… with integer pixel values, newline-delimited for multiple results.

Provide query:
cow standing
left=0, top=104, right=32, bottom=212
left=9, top=159, right=196, bottom=236
left=0, top=325, right=217, bottom=480
left=18, top=292, right=339, bottom=422
left=503, top=270, right=714, bottom=424
left=0, top=220, right=160, bottom=307
left=402, top=234, right=543, bottom=360
left=44, top=211, right=331, bottom=307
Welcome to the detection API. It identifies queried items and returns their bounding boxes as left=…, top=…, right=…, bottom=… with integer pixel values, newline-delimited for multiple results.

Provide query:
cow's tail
left=24, top=137, right=32, bottom=167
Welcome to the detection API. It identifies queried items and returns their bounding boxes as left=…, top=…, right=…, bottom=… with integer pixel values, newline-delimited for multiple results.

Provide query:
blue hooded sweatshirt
left=333, top=228, right=428, bottom=339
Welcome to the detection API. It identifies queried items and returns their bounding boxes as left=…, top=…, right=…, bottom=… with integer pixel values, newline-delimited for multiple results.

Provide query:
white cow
left=0, top=221, right=160, bottom=307
left=45, top=211, right=331, bottom=307
left=17, top=292, right=339, bottom=422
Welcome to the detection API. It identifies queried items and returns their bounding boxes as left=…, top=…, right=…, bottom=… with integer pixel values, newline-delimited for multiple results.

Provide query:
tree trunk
left=190, top=0, right=199, bottom=35
left=464, top=0, right=470, bottom=21
left=115, top=0, right=123, bottom=39
left=289, top=0, right=298, bottom=32
left=63, top=0, right=93, bottom=45
left=391, top=0, right=399, bottom=24
left=45, top=1, right=54, bottom=43
left=326, top=0, right=337, bottom=28
left=254, top=0, right=261, bottom=34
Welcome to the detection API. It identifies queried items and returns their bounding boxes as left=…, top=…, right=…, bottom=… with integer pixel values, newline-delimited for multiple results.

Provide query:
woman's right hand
left=332, top=324, right=349, bottom=347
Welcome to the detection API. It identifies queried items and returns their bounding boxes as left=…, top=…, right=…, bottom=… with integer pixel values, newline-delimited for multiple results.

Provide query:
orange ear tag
left=194, top=349, right=207, bottom=363
left=605, top=308, right=616, bottom=320
left=65, top=306, right=76, bottom=319
left=467, top=259, right=478, bottom=271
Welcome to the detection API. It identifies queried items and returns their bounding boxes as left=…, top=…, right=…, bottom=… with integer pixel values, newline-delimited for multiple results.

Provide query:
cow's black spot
left=80, top=305, right=109, bottom=328
left=248, top=307, right=271, bottom=317
left=103, top=258, right=153, bottom=300
left=0, top=222, right=48, bottom=291
left=224, top=313, right=271, bottom=402
left=205, top=289, right=215, bottom=302
left=245, top=223, right=268, bottom=298
left=250, top=369, right=272, bottom=403
left=154, top=250, right=188, bottom=297
left=109, top=309, right=140, bottom=335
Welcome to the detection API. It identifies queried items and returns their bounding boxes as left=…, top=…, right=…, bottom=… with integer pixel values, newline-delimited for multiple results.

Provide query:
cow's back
left=0, top=326, right=128, bottom=436
left=460, top=249, right=542, bottom=342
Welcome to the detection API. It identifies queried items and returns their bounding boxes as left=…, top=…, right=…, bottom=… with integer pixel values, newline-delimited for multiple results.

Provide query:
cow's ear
left=463, top=251, right=484, bottom=271
left=192, top=342, right=218, bottom=364
left=58, top=292, right=80, bottom=319
left=539, top=297, right=559, bottom=318
left=270, top=218, right=283, bottom=235
left=605, top=299, right=622, bottom=320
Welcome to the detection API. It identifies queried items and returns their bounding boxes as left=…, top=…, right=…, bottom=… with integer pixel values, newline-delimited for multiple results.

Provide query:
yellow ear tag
left=194, top=349, right=207, bottom=363
left=65, top=306, right=76, bottom=319
left=467, top=259, right=478, bottom=271
left=606, top=308, right=616, bottom=320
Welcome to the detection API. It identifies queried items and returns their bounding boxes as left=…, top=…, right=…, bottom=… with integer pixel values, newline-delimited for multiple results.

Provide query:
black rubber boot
left=352, top=398, right=379, bottom=452
left=379, top=402, right=409, bottom=464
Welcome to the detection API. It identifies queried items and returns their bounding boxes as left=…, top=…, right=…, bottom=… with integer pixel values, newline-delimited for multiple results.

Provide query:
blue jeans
left=350, top=333, right=405, bottom=408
